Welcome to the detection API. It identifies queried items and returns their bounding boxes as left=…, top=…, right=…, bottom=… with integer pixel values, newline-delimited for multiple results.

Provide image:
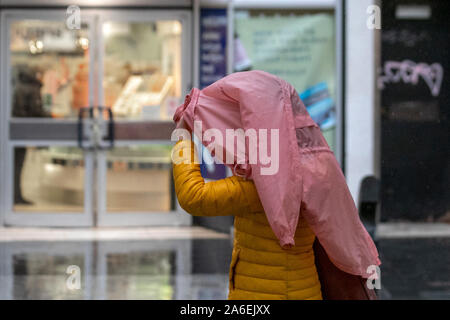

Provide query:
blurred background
left=0, top=0, right=448, bottom=299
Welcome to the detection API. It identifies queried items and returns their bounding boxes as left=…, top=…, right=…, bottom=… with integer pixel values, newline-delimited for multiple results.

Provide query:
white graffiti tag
left=378, top=60, right=443, bottom=97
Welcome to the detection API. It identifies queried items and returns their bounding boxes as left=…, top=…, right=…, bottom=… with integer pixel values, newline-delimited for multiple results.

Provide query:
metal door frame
left=94, top=9, right=192, bottom=227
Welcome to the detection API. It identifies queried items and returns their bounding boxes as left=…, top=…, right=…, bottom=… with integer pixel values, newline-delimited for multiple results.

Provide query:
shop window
left=103, top=21, right=182, bottom=120
left=234, top=10, right=337, bottom=151
left=13, top=146, right=85, bottom=213
left=10, top=20, right=90, bottom=119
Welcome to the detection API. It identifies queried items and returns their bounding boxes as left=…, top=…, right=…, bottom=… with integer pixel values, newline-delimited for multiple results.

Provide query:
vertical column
left=345, top=0, right=378, bottom=202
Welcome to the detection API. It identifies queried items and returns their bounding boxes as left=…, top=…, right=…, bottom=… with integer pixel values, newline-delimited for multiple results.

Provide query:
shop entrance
left=1, top=9, right=192, bottom=226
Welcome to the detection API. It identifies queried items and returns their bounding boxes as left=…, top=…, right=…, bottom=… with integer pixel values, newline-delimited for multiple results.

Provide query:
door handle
left=77, top=107, right=95, bottom=151
left=97, top=106, right=115, bottom=150
left=77, top=106, right=115, bottom=150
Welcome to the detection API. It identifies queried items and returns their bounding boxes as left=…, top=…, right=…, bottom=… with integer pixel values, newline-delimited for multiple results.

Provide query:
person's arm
left=172, top=140, right=249, bottom=217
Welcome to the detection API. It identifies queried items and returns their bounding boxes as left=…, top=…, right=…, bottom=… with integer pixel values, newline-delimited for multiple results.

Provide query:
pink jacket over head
left=173, top=70, right=381, bottom=277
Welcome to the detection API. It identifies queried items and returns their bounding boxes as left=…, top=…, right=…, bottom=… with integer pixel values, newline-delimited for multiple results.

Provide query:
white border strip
left=233, top=0, right=335, bottom=9
left=0, top=226, right=229, bottom=242
left=377, top=223, right=450, bottom=239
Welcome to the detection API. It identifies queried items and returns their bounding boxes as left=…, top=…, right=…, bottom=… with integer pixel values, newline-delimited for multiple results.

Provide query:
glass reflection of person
left=12, top=65, right=48, bottom=205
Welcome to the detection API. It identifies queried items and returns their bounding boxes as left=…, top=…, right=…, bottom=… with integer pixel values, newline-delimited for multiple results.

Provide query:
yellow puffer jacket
left=173, top=140, right=322, bottom=300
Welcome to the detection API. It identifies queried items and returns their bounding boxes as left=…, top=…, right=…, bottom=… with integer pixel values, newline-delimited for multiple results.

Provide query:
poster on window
left=235, top=12, right=337, bottom=151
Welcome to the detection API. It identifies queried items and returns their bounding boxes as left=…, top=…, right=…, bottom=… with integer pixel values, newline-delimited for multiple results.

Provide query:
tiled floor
left=0, top=227, right=449, bottom=300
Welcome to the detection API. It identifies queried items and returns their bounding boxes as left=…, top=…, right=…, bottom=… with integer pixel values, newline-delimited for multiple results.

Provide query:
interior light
left=79, top=37, right=89, bottom=50
left=173, top=22, right=182, bottom=35
left=103, top=23, right=112, bottom=37
left=35, top=40, right=43, bottom=50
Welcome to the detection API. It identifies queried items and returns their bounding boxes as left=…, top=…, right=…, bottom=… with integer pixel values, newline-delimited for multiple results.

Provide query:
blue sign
left=199, top=8, right=228, bottom=180
left=199, top=8, right=227, bottom=89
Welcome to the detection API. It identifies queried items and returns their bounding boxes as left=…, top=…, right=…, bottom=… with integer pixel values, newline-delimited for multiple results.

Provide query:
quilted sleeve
left=172, top=140, right=249, bottom=216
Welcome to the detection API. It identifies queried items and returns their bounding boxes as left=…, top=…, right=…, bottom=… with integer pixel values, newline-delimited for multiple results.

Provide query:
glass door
left=2, top=10, right=96, bottom=226
left=1, top=9, right=192, bottom=227
left=95, top=10, right=192, bottom=226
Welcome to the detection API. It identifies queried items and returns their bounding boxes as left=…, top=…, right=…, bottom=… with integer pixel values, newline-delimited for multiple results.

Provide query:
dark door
left=380, top=0, right=450, bottom=222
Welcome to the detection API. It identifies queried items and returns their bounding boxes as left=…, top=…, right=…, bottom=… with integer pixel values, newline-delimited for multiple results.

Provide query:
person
left=171, top=71, right=380, bottom=300
left=12, top=65, right=48, bottom=205
left=173, top=136, right=323, bottom=299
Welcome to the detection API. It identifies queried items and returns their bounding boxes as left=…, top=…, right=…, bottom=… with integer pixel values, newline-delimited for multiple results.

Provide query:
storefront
left=0, top=0, right=344, bottom=228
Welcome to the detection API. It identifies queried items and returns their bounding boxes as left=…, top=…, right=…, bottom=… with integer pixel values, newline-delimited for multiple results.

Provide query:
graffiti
left=378, top=60, right=443, bottom=97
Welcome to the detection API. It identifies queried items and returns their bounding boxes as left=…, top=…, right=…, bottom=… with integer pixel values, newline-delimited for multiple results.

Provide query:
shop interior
left=10, top=18, right=181, bottom=214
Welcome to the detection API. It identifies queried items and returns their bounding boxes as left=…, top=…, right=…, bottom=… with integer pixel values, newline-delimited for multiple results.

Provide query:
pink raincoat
left=173, top=70, right=380, bottom=277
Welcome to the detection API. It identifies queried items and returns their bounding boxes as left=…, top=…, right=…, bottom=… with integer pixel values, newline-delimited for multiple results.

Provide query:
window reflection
left=13, top=146, right=85, bottom=213
left=106, top=145, right=174, bottom=213
left=13, top=253, right=85, bottom=300
left=106, top=251, right=175, bottom=299
left=103, top=21, right=182, bottom=120
left=10, top=20, right=90, bottom=118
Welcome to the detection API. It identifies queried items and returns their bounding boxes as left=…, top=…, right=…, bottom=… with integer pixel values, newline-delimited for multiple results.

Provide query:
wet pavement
left=0, top=238, right=233, bottom=300
left=376, top=238, right=450, bottom=300
left=0, top=234, right=449, bottom=300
